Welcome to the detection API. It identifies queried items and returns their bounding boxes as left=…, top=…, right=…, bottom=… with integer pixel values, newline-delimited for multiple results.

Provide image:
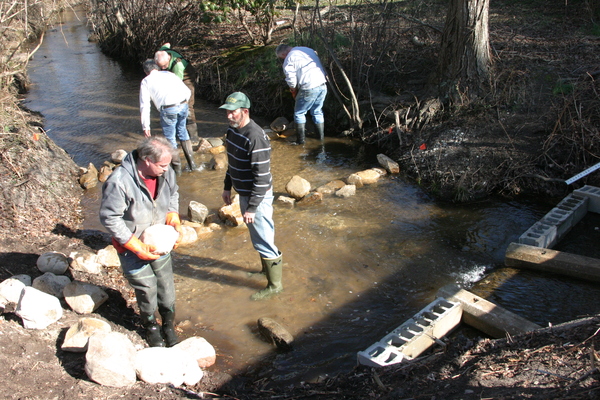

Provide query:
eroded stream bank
left=23, top=7, right=600, bottom=384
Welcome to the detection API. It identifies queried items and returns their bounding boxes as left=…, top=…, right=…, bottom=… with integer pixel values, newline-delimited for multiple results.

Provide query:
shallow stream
left=23, top=8, right=600, bottom=384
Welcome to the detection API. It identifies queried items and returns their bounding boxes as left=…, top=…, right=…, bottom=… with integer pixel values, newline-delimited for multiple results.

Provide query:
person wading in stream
left=275, top=44, right=327, bottom=145
left=219, top=92, right=283, bottom=300
left=154, top=43, right=199, bottom=142
left=100, top=137, right=182, bottom=347
left=139, top=59, right=197, bottom=175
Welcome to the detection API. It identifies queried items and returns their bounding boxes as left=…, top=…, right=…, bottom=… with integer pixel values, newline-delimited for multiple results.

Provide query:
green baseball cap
left=219, top=92, right=251, bottom=110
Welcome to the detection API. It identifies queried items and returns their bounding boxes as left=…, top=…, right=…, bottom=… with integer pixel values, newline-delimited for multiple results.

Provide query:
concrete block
left=357, top=298, right=462, bottom=367
left=518, top=193, right=588, bottom=248
left=518, top=222, right=557, bottom=248
left=574, top=186, right=600, bottom=214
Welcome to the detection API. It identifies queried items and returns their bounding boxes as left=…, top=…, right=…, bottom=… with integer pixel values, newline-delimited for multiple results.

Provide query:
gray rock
left=336, top=184, right=357, bottom=198
left=96, top=245, right=120, bottom=268
left=316, top=179, right=346, bottom=195
left=218, top=195, right=243, bottom=226
left=37, top=251, right=69, bottom=275
left=297, top=191, right=323, bottom=206
left=32, top=272, right=71, bottom=298
left=85, top=331, right=137, bottom=387
left=15, top=286, right=63, bottom=329
left=285, top=175, right=311, bottom=199
left=69, top=250, right=102, bottom=274
left=188, top=201, right=209, bottom=224
left=63, top=281, right=109, bottom=314
left=62, top=317, right=112, bottom=352
left=276, top=195, right=296, bottom=207
left=110, top=149, right=127, bottom=164
left=377, top=153, right=400, bottom=174
left=258, top=317, right=294, bottom=351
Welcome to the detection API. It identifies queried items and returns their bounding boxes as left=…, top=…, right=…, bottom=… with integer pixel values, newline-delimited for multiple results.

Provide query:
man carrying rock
left=275, top=44, right=328, bottom=145
left=99, top=137, right=182, bottom=347
left=219, top=92, right=283, bottom=300
left=139, top=59, right=197, bottom=174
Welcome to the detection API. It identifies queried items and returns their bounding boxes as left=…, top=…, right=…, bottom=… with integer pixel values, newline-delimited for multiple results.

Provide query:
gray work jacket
left=99, top=150, right=179, bottom=246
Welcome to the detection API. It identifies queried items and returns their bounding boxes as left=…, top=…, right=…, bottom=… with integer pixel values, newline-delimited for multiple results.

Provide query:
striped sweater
left=223, top=119, right=272, bottom=213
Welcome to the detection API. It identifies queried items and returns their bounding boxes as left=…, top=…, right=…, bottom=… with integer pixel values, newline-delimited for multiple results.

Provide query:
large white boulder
left=15, top=286, right=63, bottom=329
left=136, top=347, right=203, bottom=386
left=0, top=274, right=31, bottom=311
left=140, top=224, right=179, bottom=255
left=85, top=331, right=137, bottom=387
left=173, top=336, right=216, bottom=368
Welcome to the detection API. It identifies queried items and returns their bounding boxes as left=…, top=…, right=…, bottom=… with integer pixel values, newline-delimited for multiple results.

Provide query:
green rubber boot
left=251, top=253, right=283, bottom=300
left=247, top=256, right=267, bottom=277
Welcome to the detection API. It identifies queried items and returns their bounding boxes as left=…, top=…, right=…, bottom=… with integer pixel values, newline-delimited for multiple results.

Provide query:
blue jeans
left=294, top=84, right=327, bottom=125
left=239, top=190, right=279, bottom=259
left=160, top=103, right=190, bottom=148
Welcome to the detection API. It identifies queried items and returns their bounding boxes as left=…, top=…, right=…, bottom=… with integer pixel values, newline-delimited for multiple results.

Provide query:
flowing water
left=24, top=8, right=600, bottom=384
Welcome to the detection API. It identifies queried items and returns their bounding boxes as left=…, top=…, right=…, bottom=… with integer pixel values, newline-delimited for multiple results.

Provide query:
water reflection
left=24, top=7, right=600, bottom=385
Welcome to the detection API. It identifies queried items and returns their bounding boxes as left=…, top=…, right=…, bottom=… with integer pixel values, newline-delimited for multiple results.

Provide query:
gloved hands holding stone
left=165, top=212, right=183, bottom=249
left=123, top=235, right=160, bottom=261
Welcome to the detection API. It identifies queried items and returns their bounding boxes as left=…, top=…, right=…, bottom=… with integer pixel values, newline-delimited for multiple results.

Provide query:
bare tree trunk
left=437, top=0, right=491, bottom=102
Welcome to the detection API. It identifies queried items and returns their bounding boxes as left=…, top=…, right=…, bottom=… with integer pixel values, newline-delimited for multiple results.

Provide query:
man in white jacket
left=139, top=59, right=196, bottom=174
left=275, top=44, right=327, bottom=145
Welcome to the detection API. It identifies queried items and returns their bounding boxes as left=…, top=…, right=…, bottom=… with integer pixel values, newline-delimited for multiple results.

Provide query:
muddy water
left=24, top=8, right=600, bottom=384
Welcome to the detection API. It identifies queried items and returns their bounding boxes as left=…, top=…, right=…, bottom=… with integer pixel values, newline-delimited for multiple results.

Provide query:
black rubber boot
left=141, top=313, right=166, bottom=347
left=251, top=253, right=283, bottom=301
left=292, top=123, right=305, bottom=145
left=180, top=139, right=198, bottom=171
left=315, top=122, right=325, bottom=141
left=159, top=306, right=179, bottom=347
left=186, top=122, right=199, bottom=142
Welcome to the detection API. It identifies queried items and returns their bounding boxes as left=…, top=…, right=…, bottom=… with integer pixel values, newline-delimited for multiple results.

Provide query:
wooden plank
left=437, top=284, right=542, bottom=339
left=505, top=242, right=600, bottom=282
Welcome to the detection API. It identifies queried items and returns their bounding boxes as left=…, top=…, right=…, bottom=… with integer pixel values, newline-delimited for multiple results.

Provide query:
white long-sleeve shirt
left=282, top=47, right=327, bottom=91
left=139, top=70, right=191, bottom=130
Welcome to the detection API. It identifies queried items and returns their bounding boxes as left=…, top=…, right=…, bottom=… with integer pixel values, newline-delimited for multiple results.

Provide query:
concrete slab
left=437, top=284, right=541, bottom=338
left=505, top=242, right=600, bottom=283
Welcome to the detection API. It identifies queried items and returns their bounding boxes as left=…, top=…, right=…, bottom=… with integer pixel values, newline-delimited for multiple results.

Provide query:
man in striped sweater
left=219, top=92, right=283, bottom=300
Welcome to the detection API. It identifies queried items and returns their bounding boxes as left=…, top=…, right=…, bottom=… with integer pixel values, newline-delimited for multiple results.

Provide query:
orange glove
left=123, top=235, right=160, bottom=261
left=290, top=87, right=297, bottom=99
left=165, top=212, right=183, bottom=249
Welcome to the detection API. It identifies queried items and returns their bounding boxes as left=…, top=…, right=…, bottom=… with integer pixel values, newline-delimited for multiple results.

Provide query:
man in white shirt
left=275, top=44, right=327, bottom=145
left=139, top=59, right=197, bottom=174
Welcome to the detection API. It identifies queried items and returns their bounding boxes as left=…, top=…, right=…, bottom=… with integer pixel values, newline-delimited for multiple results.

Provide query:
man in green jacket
left=154, top=43, right=199, bottom=141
